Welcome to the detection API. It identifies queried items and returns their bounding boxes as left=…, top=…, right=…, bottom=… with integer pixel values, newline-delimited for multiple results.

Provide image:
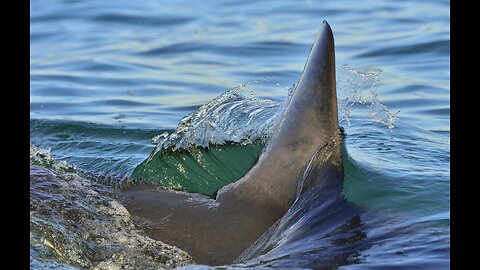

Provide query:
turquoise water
left=30, top=0, right=449, bottom=269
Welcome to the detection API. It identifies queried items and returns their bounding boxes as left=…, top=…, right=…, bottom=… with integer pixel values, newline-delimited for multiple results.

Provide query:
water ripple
left=91, top=13, right=195, bottom=26
left=356, top=40, right=449, bottom=58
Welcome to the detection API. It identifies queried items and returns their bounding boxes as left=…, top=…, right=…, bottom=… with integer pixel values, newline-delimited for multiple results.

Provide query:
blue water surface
left=30, top=0, right=450, bottom=269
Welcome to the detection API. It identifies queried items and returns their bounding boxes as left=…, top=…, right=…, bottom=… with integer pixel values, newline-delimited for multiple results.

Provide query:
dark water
left=30, top=0, right=449, bottom=269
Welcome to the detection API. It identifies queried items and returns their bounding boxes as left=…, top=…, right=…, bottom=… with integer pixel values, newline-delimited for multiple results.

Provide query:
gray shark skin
left=118, top=21, right=343, bottom=266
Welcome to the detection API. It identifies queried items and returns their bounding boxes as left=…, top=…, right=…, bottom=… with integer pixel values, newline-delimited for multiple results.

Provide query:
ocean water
left=30, top=0, right=450, bottom=269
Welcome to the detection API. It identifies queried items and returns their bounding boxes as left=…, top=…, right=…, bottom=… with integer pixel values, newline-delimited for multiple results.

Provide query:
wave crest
left=152, top=66, right=398, bottom=152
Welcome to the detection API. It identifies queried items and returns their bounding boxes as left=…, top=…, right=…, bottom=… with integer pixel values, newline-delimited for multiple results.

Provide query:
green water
left=131, top=143, right=264, bottom=196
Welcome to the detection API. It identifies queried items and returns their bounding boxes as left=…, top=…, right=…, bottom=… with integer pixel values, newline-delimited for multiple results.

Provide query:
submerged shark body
left=118, top=21, right=344, bottom=265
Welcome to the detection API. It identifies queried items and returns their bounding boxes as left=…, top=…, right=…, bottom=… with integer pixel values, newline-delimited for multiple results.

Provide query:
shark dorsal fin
left=120, top=21, right=344, bottom=265
left=218, top=21, right=341, bottom=211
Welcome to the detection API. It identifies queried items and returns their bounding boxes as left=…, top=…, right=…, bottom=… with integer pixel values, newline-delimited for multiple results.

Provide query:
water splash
left=151, top=81, right=283, bottom=154
left=151, top=65, right=398, bottom=152
left=30, top=144, right=76, bottom=173
left=337, top=65, right=400, bottom=129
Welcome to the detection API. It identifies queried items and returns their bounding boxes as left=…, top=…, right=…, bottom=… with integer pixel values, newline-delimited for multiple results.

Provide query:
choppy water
left=30, top=0, right=449, bottom=269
